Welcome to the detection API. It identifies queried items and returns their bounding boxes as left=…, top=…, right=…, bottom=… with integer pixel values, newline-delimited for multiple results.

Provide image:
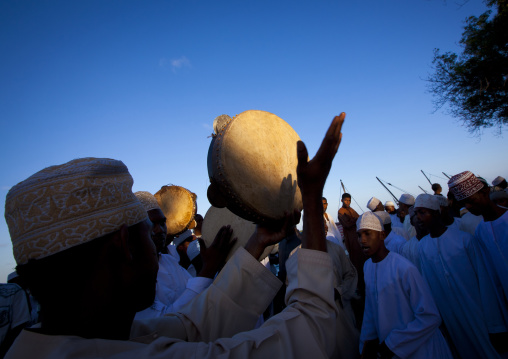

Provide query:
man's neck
left=429, top=224, right=447, bottom=238
left=372, top=246, right=389, bottom=263
left=482, top=203, right=507, bottom=222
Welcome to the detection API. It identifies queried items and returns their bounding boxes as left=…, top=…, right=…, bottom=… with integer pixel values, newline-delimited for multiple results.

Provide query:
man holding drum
left=5, top=114, right=347, bottom=358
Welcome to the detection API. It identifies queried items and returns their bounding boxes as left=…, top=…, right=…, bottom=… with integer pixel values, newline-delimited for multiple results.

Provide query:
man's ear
left=111, top=224, right=133, bottom=262
left=379, top=231, right=386, bottom=241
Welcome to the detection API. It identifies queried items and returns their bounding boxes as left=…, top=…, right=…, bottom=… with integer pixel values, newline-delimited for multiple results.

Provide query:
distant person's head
left=490, top=189, right=508, bottom=208
left=431, top=183, right=442, bottom=195
left=384, top=201, right=396, bottom=214
left=366, top=197, right=384, bottom=212
left=341, top=193, right=351, bottom=208
left=492, top=176, right=507, bottom=190
left=322, top=197, right=328, bottom=212
left=5, top=158, right=159, bottom=331
left=135, top=191, right=168, bottom=254
left=398, top=194, right=415, bottom=214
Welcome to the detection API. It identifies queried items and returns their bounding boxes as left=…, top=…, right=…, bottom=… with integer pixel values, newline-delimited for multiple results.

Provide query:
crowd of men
left=1, top=113, right=508, bottom=358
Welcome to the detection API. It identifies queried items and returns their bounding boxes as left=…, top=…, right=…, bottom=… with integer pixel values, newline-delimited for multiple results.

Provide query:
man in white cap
left=133, top=191, right=220, bottom=319
left=4, top=114, right=346, bottom=358
left=399, top=207, right=428, bottom=272
left=357, top=212, right=452, bottom=359
left=398, top=194, right=416, bottom=239
left=414, top=192, right=508, bottom=358
left=366, top=197, right=384, bottom=212
left=384, top=201, right=396, bottom=215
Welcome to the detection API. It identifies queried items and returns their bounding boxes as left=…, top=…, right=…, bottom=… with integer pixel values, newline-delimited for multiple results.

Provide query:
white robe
left=135, top=246, right=212, bottom=319
left=390, top=214, right=404, bottom=228
left=474, top=210, right=508, bottom=324
left=418, top=227, right=506, bottom=359
left=384, top=231, right=406, bottom=254
left=324, top=212, right=345, bottom=250
left=361, top=252, right=452, bottom=359
left=461, top=212, right=484, bottom=235
left=399, top=236, right=421, bottom=273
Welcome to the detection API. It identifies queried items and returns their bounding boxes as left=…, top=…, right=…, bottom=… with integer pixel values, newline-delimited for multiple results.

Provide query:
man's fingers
left=315, top=114, right=345, bottom=161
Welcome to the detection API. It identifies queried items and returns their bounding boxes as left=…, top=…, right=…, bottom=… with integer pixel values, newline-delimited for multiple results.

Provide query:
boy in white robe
left=415, top=193, right=506, bottom=359
left=357, top=212, right=451, bottom=359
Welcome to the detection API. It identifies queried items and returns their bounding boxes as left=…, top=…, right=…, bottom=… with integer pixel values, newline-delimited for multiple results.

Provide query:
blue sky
left=1, top=0, right=506, bottom=281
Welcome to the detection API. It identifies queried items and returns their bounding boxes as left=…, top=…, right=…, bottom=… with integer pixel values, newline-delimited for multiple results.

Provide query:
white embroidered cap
left=5, top=158, right=148, bottom=265
left=374, top=210, right=391, bottom=225
left=399, top=194, right=415, bottom=206
left=367, top=197, right=381, bottom=211
left=384, top=201, right=395, bottom=207
left=414, top=194, right=440, bottom=211
left=492, top=176, right=506, bottom=186
left=135, top=191, right=161, bottom=212
left=357, top=212, right=383, bottom=232
left=448, top=171, right=484, bottom=201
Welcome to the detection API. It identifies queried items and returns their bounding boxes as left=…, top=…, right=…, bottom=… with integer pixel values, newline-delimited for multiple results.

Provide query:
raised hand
left=296, top=113, right=345, bottom=196
left=198, top=226, right=237, bottom=278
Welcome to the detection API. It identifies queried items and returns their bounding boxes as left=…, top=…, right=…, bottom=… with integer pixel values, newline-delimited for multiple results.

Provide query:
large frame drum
left=207, top=110, right=303, bottom=224
left=155, top=185, right=197, bottom=236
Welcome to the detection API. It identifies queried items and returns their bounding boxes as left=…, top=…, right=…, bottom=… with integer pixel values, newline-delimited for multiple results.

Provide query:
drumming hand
left=297, top=113, right=345, bottom=252
left=198, top=225, right=237, bottom=279
left=245, top=210, right=299, bottom=260
left=296, top=113, right=344, bottom=196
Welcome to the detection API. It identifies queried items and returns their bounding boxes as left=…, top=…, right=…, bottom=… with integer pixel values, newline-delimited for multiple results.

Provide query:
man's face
left=342, top=197, right=351, bottom=208
left=415, top=207, right=434, bottom=230
left=147, top=209, right=167, bottom=254
left=462, top=189, right=489, bottom=216
left=385, top=205, right=395, bottom=214
left=322, top=199, right=328, bottom=212
left=130, top=219, right=159, bottom=311
left=357, top=229, right=384, bottom=257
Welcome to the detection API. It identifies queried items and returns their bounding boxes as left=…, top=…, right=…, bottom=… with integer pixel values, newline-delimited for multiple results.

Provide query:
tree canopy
left=428, top=0, right=508, bottom=135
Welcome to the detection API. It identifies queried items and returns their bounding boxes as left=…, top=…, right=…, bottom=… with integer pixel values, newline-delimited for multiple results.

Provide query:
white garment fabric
left=7, top=248, right=338, bottom=359
left=0, top=284, right=30, bottom=346
left=403, top=215, right=416, bottom=239
left=324, top=213, right=345, bottom=250
left=384, top=231, right=406, bottom=254
left=418, top=226, right=506, bottom=359
left=474, top=210, right=508, bottom=324
left=390, top=214, right=404, bottom=228
left=460, top=212, right=484, bottom=235
left=135, top=246, right=212, bottom=320
left=399, top=236, right=421, bottom=273
left=361, top=252, right=452, bottom=359
left=392, top=226, right=410, bottom=240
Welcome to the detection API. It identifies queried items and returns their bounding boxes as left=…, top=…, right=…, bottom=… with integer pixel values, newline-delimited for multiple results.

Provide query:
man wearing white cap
left=384, top=201, right=396, bottom=215
left=398, top=194, right=416, bottom=238
left=366, top=197, right=384, bottom=212
left=414, top=193, right=507, bottom=358
left=357, top=212, right=452, bottom=359
left=399, top=207, right=428, bottom=272
left=4, top=114, right=346, bottom=358
left=133, top=192, right=218, bottom=320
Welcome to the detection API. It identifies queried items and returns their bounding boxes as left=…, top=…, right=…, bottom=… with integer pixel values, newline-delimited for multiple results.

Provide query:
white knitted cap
left=357, top=212, right=383, bottom=232
left=367, top=197, right=381, bottom=211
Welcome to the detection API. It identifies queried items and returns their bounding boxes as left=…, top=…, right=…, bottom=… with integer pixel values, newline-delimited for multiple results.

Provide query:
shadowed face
left=147, top=209, right=167, bottom=254
left=357, top=229, right=384, bottom=257
left=342, top=197, right=351, bottom=208
left=322, top=199, right=328, bottom=212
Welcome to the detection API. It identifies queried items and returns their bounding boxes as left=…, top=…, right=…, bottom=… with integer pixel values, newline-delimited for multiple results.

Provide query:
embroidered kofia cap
left=415, top=194, right=440, bottom=211
left=5, top=158, right=147, bottom=265
left=366, top=197, right=381, bottom=211
left=357, top=212, right=383, bottom=232
left=135, top=191, right=161, bottom=212
left=492, top=176, right=505, bottom=186
left=399, top=194, right=415, bottom=206
left=447, top=171, right=484, bottom=201
left=384, top=201, right=395, bottom=207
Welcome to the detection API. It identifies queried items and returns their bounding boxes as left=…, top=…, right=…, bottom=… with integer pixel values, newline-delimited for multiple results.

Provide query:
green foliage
left=428, top=0, right=508, bottom=134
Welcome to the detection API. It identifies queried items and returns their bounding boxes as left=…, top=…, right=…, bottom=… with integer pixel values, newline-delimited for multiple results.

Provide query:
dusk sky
left=1, top=0, right=506, bottom=280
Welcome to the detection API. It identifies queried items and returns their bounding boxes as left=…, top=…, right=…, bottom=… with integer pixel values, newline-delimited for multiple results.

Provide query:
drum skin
left=207, top=110, right=303, bottom=224
left=154, top=185, right=197, bottom=236
left=201, top=206, right=274, bottom=261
